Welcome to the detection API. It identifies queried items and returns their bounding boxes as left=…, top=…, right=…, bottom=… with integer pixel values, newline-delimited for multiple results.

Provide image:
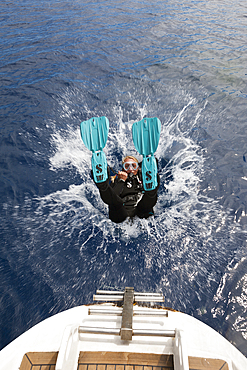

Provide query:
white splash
left=42, top=98, right=221, bottom=246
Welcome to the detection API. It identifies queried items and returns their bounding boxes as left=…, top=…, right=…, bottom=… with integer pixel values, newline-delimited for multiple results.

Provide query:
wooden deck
left=19, top=351, right=229, bottom=370
left=77, top=352, right=174, bottom=370
left=19, top=352, right=58, bottom=370
left=188, top=357, right=229, bottom=370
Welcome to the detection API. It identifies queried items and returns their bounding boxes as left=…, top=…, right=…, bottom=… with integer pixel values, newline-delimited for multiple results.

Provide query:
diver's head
left=122, top=156, right=139, bottom=175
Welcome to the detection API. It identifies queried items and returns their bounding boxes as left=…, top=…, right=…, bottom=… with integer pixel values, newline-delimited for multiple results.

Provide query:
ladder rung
left=133, top=329, right=175, bottom=337
left=134, top=292, right=163, bottom=297
left=88, top=307, right=168, bottom=317
left=95, top=291, right=164, bottom=299
left=93, top=294, right=123, bottom=301
left=134, top=309, right=168, bottom=316
left=79, top=326, right=175, bottom=337
left=89, top=308, right=122, bottom=316
left=94, top=295, right=163, bottom=302
left=134, top=296, right=164, bottom=302
left=96, top=290, right=124, bottom=295
left=79, top=326, right=120, bottom=335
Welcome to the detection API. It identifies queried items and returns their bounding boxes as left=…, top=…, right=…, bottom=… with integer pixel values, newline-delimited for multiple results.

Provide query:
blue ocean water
left=1, top=0, right=247, bottom=357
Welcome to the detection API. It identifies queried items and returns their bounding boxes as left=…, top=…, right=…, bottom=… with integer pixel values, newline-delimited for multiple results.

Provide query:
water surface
left=1, top=0, right=247, bottom=356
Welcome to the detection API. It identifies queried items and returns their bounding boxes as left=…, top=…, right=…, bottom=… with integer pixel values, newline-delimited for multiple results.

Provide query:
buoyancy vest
left=111, top=170, right=144, bottom=210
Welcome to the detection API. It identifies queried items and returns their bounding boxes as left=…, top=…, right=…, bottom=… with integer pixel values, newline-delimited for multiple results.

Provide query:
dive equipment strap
left=122, top=193, right=144, bottom=208
left=80, top=116, right=109, bottom=183
left=142, top=155, right=158, bottom=191
left=132, top=117, right=161, bottom=191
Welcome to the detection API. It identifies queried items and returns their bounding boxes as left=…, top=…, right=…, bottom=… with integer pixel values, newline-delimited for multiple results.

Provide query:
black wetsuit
left=94, top=167, right=160, bottom=223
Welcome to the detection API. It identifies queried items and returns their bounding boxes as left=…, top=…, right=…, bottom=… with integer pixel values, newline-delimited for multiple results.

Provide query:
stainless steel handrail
left=88, top=308, right=168, bottom=317
left=79, top=326, right=175, bottom=337
left=93, top=294, right=124, bottom=301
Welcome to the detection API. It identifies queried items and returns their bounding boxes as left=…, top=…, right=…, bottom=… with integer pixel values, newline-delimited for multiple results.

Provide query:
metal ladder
left=79, top=287, right=173, bottom=341
left=55, top=288, right=189, bottom=370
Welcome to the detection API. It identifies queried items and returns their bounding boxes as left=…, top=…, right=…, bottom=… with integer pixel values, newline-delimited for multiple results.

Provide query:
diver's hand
left=118, top=171, right=128, bottom=181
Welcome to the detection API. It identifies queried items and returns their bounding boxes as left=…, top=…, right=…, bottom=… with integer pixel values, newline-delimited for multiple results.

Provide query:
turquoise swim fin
left=132, top=117, right=161, bottom=191
left=80, top=116, right=109, bottom=183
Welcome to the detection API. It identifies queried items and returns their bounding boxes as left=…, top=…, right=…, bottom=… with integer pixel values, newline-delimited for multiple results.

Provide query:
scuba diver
left=93, top=155, right=160, bottom=223
left=80, top=116, right=161, bottom=223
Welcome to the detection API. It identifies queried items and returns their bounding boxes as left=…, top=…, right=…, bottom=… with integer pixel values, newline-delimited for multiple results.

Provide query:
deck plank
left=78, top=352, right=174, bottom=370
left=19, top=352, right=58, bottom=370
left=189, top=356, right=229, bottom=370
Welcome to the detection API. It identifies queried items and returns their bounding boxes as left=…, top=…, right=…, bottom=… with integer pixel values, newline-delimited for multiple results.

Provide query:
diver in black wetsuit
left=93, top=155, right=160, bottom=223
